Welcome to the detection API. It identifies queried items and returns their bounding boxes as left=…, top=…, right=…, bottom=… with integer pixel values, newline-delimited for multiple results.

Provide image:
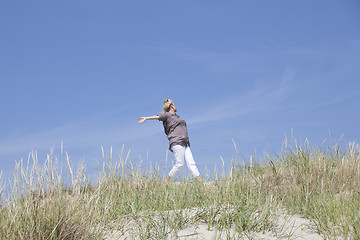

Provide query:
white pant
left=168, top=145, right=200, bottom=178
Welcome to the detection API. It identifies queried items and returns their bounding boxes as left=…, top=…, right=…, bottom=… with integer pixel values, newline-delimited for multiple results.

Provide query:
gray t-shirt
left=158, top=112, right=190, bottom=152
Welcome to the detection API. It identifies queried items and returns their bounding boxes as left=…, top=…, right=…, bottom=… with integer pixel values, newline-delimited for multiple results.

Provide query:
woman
left=138, top=99, right=203, bottom=182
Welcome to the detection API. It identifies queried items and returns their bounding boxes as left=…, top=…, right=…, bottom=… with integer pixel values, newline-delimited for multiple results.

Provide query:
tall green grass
left=0, top=139, right=359, bottom=239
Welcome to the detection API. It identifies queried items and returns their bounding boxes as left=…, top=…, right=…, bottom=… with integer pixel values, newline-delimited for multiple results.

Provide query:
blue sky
left=1, top=0, right=359, bottom=180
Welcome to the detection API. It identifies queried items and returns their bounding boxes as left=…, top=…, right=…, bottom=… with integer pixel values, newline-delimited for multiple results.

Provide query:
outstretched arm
left=138, top=115, right=160, bottom=124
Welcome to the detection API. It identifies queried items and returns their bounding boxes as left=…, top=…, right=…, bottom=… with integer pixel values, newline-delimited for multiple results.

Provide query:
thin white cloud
left=300, top=93, right=359, bottom=111
left=0, top=122, right=163, bottom=157
left=154, top=46, right=265, bottom=73
left=188, top=68, right=294, bottom=125
left=0, top=105, right=162, bottom=157
left=154, top=44, right=337, bottom=74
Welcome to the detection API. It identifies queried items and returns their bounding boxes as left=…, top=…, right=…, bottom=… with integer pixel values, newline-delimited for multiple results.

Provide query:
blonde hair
left=163, top=99, right=174, bottom=112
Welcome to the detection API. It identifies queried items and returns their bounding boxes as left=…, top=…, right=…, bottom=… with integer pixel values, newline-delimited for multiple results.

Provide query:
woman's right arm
left=138, top=115, right=160, bottom=124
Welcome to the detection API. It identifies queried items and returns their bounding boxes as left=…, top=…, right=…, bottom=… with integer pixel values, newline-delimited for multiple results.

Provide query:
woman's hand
left=138, top=117, right=147, bottom=124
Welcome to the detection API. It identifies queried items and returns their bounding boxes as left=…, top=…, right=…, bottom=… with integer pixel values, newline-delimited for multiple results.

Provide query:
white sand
left=105, top=212, right=324, bottom=240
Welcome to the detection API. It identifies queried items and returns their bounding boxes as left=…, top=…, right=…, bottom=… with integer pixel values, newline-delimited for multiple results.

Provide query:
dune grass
left=0, top=139, right=359, bottom=239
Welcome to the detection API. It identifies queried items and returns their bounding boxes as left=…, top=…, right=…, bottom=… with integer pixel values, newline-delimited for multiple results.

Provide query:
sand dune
left=106, top=212, right=323, bottom=240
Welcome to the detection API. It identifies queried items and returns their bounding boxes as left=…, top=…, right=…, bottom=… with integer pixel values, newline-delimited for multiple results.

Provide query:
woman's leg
left=168, top=145, right=185, bottom=179
left=184, top=147, right=201, bottom=178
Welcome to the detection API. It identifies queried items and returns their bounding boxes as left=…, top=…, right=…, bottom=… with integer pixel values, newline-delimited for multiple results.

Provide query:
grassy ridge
left=0, top=140, right=359, bottom=239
